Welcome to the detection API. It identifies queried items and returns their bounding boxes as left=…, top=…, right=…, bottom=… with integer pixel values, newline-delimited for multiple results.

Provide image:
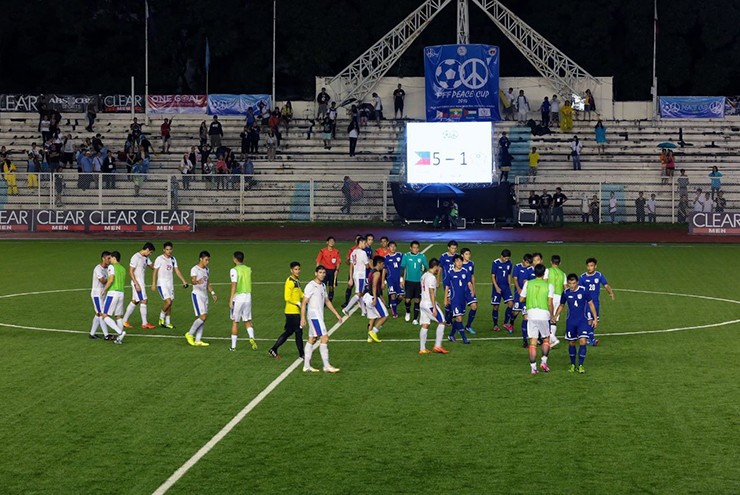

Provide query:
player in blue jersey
left=363, top=233, right=375, bottom=279
left=460, top=248, right=478, bottom=335
left=439, top=240, right=458, bottom=323
left=553, top=274, right=598, bottom=373
left=445, top=254, right=470, bottom=344
left=490, top=249, right=513, bottom=332
left=578, top=257, right=615, bottom=346
left=511, top=253, right=533, bottom=344
left=383, top=241, right=404, bottom=318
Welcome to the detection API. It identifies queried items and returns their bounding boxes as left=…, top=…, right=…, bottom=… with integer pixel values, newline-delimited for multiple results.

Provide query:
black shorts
left=324, top=269, right=337, bottom=287
left=284, top=313, right=301, bottom=333
left=405, top=281, right=421, bottom=300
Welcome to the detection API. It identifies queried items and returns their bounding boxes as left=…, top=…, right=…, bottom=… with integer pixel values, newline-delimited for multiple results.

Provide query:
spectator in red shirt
left=315, top=236, right=342, bottom=301
left=160, top=118, right=172, bottom=154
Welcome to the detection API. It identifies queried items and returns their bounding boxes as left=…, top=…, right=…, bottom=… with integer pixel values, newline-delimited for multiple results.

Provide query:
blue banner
left=207, top=94, right=272, bottom=116
left=424, top=44, right=501, bottom=122
left=659, top=97, right=725, bottom=119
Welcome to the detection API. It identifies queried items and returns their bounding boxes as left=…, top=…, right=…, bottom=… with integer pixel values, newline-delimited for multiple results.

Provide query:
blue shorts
left=565, top=320, right=592, bottom=341
left=387, top=277, right=404, bottom=296
left=465, top=291, right=477, bottom=306
left=450, top=299, right=467, bottom=318
left=512, top=295, right=526, bottom=313
left=491, top=284, right=513, bottom=305
left=586, top=300, right=600, bottom=321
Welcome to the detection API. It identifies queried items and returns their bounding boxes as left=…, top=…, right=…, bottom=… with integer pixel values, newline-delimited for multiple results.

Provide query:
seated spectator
left=266, top=130, right=277, bottom=161
left=715, top=191, right=726, bottom=212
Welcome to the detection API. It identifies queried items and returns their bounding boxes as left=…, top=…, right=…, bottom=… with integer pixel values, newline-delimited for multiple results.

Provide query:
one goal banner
left=0, top=209, right=195, bottom=233
left=689, top=212, right=740, bottom=235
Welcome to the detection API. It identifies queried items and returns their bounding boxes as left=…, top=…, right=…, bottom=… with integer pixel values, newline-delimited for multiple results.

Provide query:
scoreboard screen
left=406, top=122, right=493, bottom=184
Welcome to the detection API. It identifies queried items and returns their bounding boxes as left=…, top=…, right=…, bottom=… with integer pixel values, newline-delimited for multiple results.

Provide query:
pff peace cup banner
left=424, top=44, right=501, bottom=122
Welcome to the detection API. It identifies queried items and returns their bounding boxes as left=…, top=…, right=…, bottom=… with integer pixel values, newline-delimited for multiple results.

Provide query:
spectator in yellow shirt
left=269, top=261, right=305, bottom=358
left=528, top=147, right=540, bottom=184
left=3, top=158, right=18, bottom=195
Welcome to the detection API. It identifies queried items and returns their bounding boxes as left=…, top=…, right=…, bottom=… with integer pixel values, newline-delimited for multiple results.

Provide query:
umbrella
left=657, top=142, right=677, bottom=149
left=415, top=184, right=465, bottom=197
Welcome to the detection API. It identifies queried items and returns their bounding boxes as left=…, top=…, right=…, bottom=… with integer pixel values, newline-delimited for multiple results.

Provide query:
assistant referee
left=269, top=261, right=305, bottom=358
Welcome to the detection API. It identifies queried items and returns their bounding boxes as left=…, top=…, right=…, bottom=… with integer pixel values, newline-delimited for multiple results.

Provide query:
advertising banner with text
left=0, top=209, right=195, bottom=233
left=659, top=97, right=725, bottom=119
left=689, top=212, right=740, bottom=235
left=207, top=94, right=271, bottom=115
left=0, top=94, right=39, bottom=112
left=102, top=94, right=144, bottom=113
left=147, top=95, right=208, bottom=114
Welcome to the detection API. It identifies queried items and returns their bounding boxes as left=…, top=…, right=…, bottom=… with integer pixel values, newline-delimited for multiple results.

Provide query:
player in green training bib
left=229, top=251, right=256, bottom=351
left=520, top=264, right=554, bottom=374
left=100, top=251, right=127, bottom=344
left=545, top=255, right=567, bottom=346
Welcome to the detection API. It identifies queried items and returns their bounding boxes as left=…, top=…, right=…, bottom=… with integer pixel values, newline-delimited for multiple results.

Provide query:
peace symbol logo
left=460, top=58, right=488, bottom=90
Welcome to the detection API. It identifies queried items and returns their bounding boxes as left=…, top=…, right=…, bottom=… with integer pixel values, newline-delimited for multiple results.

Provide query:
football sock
left=304, top=342, right=314, bottom=368
left=345, top=294, right=359, bottom=313
left=104, top=317, right=122, bottom=334
left=530, top=361, right=537, bottom=371
left=390, top=298, right=398, bottom=316
left=492, top=308, right=499, bottom=326
left=319, top=343, right=330, bottom=368
left=123, top=302, right=136, bottom=323
left=371, top=326, right=380, bottom=334
left=188, top=318, right=203, bottom=336
left=569, top=345, right=577, bottom=365
left=295, top=331, right=305, bottom=357
left=159, top=311, right=166, bottom=320
left=521, top=320, right=528, bottom=343
left=510, top=313, right=518, bottom=326
left=231, top=334, right=238, bottom=348
left=405, top=301, right=411, bottom=314
left=549, top=324, right=558, bottom=340
left=419, top=327, right=428, bottom=350
left=100, top=317, right=109, bottom=337
left=195, top=325, right=204, bottom=343
left=247, top=326, right=255, bottom=339
left=457, top=322, right=469, bottom=343
left=504, top=306, right=513, bottom=324
left=165, top=315, right=171, bottom=325
left=466, top=309, right=476, bottom=329
left=434, top=324, right=445, bottom=347
left=358, top=296, right=366, bottom=314
left=413, top=303, right=420, bottom=321
left=578, top=344, right=587, bottom=365
left=90, top=317, right=100, bottom=336
left=140, top=303, right=148, bottom=324
left=541, top=355, right=548, bottom=365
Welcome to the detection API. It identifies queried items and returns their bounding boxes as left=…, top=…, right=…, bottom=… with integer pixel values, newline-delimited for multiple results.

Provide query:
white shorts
left=231, top=293, right=252, bottom=322
left=353, top=274, right=366, bottom=294
left=103, top=291, right=124, bottom=317
left=91, top=294, right=103, bottom=314
left=552, top=298, right=561, bottom=321
left=527, top=319, right=551, bottom=340
left=307, top=313, right=327, bottom=338
left=191, top=293, right=209, bottom=316
left=157, top=284, right=174, bottom=301
left=362, top=293, right=388, bottom=319
left=419, top=302, right=445, bottom=326
left=131, top=282, right=147, bottom=302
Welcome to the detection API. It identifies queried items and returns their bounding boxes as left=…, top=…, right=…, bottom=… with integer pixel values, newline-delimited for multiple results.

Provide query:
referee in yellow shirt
left=269, top=262, right=305, bottom=358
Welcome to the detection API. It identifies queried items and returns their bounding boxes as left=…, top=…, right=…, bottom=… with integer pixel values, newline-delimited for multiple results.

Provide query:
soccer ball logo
left=435, top=59, right=462, bottom=90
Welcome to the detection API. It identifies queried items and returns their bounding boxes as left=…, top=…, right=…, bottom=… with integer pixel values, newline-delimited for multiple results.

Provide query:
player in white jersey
left=151, top=242, right=189, bottom=329
left=100, top=251, right=127, bottom=343
left=342, top=236, right=370, bottom=316
left=186, top=250, right=217, bottom=346
left=418, top=259, right=449, bottom=354
left=301, top=265, right=343, bottom=373
left=122, top=242, right=156, bottom=329
left=89, top=251, right=112, bottom=340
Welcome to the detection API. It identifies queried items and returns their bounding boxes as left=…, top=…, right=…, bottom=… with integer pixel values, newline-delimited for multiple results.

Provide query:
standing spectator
left=693, top=188, right=705, bottom=212
left=540, top=189, right=553, bottom=225
left=322, top=117, right=332, bottom=150
left=215, top=156, right=228, bottom=190
left=79, top=151, right=94, bottom=191
left=160, top=118, right=172, bottom=153
left=589, top=194, right=600, bottom=223
left=583, top=89, right=596, bottom=120
left=550, top=95, right=560, bottom=126
left=498, top=131, right=511, bottom=152
left=635, top=192, right=646, bottom=223
left=571, top=136, right=583, bottom=170
left=62, top=135, right=75, bottom=169
left=240, top=126, right=250, bottom=156
left=560, top=101, right=574, bottom=131
left=594, top=120, right=607, bottom=155
left=266, top=130, right=277, bottom=161
left=527, top=147, right=540, bottom=183
left=393, top=84, right=406, bottom=119
left=580, top=193, right=590, bottom=223
left=665, top=150, right=675, bottom=182
left=130, top=117, right=143, bottom=140
left=499, top=148, right=512, bottom=183
left=677, top=194, right=689, bottom=223
left=85, top=98, right=98, bottom=132
left=350, top=104, right=359, bottom=129
left=199, top=121, right=208, bottom=146
left=516, top=90, right=530, bottom=123
left=677, top=168, right=690, bottom=197
left=527, top=190, right=541, bottom=220
left=372, top=92, right=384, bottom=126
left=282, top=100, right=293, bottom=134
left=209, top=116, right=223, bottom=148
left=102, top=149, right=116, bottom=189
left=245, top=107, right=256, bottom=128
left=3, top=158, right=19, bottom=195
left=348, top=121, right=359, bottom=157
left=608, top=192, right=618, bottom=223
left=702, top=192, right=714, bottom=213
left=316, top=87, right=331, bottom=119
left=47, top=141, right=61, bottom=173
left=504, top=88, right=515, bottom=120
left=647, top=194, right=657, bottom=223
left=251, top=125, right=261, bottom=154
left=708, top=166, right=722, bottom=199
left=26, top=152, right=39, bottom=188
left=180, top=154, right=193, bottom=190
left=340, top=175, right=353, bottom=214
left=715, top=191, right=726, bottom=212
left=269, top=110, right=282, bottom=146
left=327, top=102, right=338, bottom=139
left=93, top=151, right=104, bottom=189
left=198, top=143, right=212, bottom=175
left=40, top=115, right=51, bottom=143
left=539, top=96, right=550, bottom=127
left=243, top=157, right=255, bottom=190
left=552, top=187, right=567, bottom=226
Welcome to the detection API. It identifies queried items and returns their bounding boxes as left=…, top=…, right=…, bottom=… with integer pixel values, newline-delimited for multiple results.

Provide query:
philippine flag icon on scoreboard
left=415, top=151, right=431, bottom=165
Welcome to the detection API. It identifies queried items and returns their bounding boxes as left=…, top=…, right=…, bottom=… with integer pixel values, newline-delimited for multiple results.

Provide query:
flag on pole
left=205, top=37, right=210, bottom=73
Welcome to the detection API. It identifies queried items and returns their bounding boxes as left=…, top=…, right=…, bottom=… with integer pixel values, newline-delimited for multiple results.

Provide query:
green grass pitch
left=0, top=239, right=738, bottom=494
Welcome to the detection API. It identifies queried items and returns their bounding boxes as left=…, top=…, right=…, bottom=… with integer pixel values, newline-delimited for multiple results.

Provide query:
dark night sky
left=0, top=0, right=737, bottom=100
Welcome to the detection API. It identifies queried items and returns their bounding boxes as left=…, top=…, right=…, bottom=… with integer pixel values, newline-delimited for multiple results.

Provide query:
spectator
left=393, top=84, right=406, bottom=119
left=539, top=96, right=550, bottom=127
left=209, top=116, right=223, bottom=148
left=498, top=131, right=511, bottom=152
left=693, top=188, right=705, bottom=212
left=130, top=117, right=143, bottom=140
left=540, top=189, right=553, bottom=225
left=552, top=187, right=567, bottom=226
left=350, top=104, right=359, bottom=129
left=229, top=154, right=241, bottom=190
left=250, top=125, right=261, bottom=154
left=54, top=173, right=65, bottom=207
left=62, top=135, right=75, bottom=169
left=499, top=148, right=512, bottom=183
left=608, top=192, right=618, bottom=223
left=677, top=168, right=690, bottom=197
left=269, top=110, right=282, bottom=146
left=580, top=193, right=590, bottom=223
left=584, top=89, right=596, bottom=120
left=595, top=120, right=607, bottom=155
left=327, top=102, right=338, bottom=139
left=198, top=143, right=212, bottom=175
left=245, top=107, right=256, bottom=128
left=590, top=194, right=600, bottom=223
left=677, top=195, right=689, bottom=223
left=47, top=142, right=61, bottom=173
left=102, top=149, right=116, bottom=189
left=715, top=191, right=726, bottom=212
left=348, top=121, right=359, bottom=157
left=340, top=175, right=353, bottom=214
left=161, top=118, right=172, bottom=153
left=180, top=154, right=193, bottom=190
left=708, top=165, right=722, bottom=199
left=560, top=101, right=574, bottom=131
left=322, top=117, right=332, bottom=150
left=316, top=87, right=331, bottom=119
left=203, top=158, right=214, bottom=189
left=527, top=190, right=540, bottom=220
left=199, top=121, right=208, bottom=146
left=635, top=191, right=646, bottom=223
left=215, top=156, right=228, bottom=190
left=257, top=101, right=269, bottom=125
left=571, top=136, right=583, bottom=170
left=93, top=151, right=104, bottom=187
left=372, top=92, right=384, bottom=126
left=266, top=130, right=277, bottom=161
left=40, top=115, right=51, bottom=143
left=527, top=146, right=540, bottom=183
left=516, top=89, right=529, bottom=123
left=282, top=100, right=293, bottom=134
left=647, top=194, right=657, bottom=223
left=85, top=98, right=98, bottom=132
left=91, top=133, right=104, bottom=153
left=243, top=157, right=255, bottom=190
left=132, top=160, right=144, bottom=196
left=26, top=152, right=39, bottom=188
left=503, top=88, right=515, bottom=121
left=240, top=126, right=250, bottom=156
left=188, top=146, right=198, bottom=170
left=665, top=150, right=675, bottom=182
left=550, top=95, right=560, bottom=126
left=170, top=176, right=179, bottom=210
left=702, top=191, right=714, bottom=213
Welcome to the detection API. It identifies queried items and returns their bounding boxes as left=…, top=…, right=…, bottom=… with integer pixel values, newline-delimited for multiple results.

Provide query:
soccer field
left=0, top=239, right=738, bottom=494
